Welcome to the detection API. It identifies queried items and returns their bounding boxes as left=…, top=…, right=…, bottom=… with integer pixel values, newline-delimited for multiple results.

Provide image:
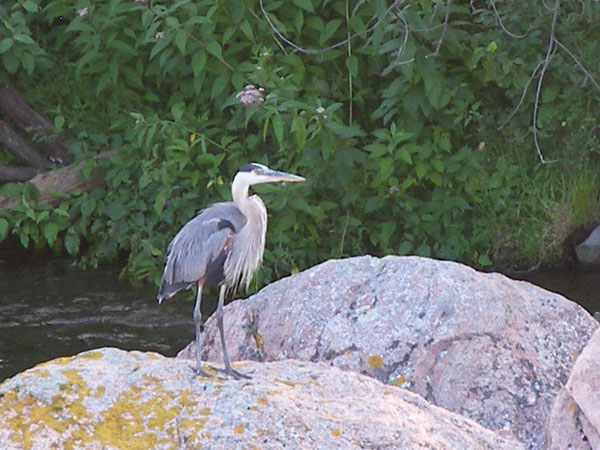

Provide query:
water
left=517, top=267, right=600, bottom=315
left=0, top=258, right=197, bottom=381
left=0, top=257, right=598, bottom=382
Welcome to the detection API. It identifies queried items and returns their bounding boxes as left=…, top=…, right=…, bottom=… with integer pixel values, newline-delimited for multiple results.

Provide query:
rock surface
left=0, top=347, right=523, bottom=450
left=179, top=255, right=598, bottom=449
left=546, top=327, right=600, bottom=449
left=575, top=225, right=600, bottom=266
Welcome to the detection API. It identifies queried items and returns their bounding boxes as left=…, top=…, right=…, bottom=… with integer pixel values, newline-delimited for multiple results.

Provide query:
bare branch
left=380, top=10, right=414, bottom=76
left=488, top=0, right=530, bottom=39
left=498, top=59, right=544, bottom=130
left=554, top=38, right=600, bottom=93
left=426, top=0, right=452, bottom=59
left=259, top=0, right=402, bottom=55
left=531, top=0, right=561, bottom=164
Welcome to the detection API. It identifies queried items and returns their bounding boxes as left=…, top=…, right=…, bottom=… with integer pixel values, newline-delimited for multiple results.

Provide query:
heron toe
left=209, top=364, right=252, bottom=380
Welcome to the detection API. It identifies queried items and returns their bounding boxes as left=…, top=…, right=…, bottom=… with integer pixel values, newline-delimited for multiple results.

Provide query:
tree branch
left=0, top=165, right=43, bottom=183
left=0, top=82, right=73, bottom=164
left=0, top=119, right=47, bottom=168
left=0, top=150, right=116, bottom=211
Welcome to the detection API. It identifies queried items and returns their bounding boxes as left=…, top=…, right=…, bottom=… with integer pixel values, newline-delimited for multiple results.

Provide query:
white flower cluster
left=235, top=85, right=265, bottom=105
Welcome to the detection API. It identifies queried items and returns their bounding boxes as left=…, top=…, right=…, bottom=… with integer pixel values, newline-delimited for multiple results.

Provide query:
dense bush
left=0, top=0, right=599, bottom=284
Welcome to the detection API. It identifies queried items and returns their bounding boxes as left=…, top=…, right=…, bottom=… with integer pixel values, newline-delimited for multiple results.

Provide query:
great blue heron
left=157, top=163, right=305, bottom=378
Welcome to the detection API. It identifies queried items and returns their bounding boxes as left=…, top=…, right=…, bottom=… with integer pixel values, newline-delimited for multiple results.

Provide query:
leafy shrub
left=1, top=0, right=599, bottom=282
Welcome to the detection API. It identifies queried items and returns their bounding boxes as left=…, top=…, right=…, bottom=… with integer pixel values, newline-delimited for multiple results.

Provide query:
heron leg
left=192, top=280, right=213, bottom=378
left=211, top=283, right=250, bottom=379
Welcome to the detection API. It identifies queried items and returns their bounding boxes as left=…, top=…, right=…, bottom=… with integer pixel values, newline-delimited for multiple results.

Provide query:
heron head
left=236, top=162, right=305, bottom=186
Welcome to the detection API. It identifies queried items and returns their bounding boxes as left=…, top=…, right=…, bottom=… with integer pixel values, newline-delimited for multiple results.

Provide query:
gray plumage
left=157, top=162, right=305, bottom=378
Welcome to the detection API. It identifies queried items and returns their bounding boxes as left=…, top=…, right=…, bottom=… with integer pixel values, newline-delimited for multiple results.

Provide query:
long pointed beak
left=264, top=169, right=305, bottom=183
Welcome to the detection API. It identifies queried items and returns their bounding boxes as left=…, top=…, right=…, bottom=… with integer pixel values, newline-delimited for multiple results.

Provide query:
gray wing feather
left=158, top=202, right=246, bottom=300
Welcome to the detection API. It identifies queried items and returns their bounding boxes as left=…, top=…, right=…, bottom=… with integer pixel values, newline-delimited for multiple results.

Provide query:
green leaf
left=175, top=29, right=187, bottom=54
left=54, top=115, right=65, bottom=132
left=22, top=0, right=39, bottom=12
left=542, top=84, right=559, bottom=103
left=205, top=41, right=222, bottom=59
left=150, top=34, right=172, bottom=60
left=3, top=53, right=19, bottom=73
left=104, top=201, right=128, bottom=221
left=171, top=101, right=185, bottom=120
left=210, top=72, right=229, bottom=99
left=240, top=20, right=253, bottom=40
left=43, top=222, right=58, bottom=246
left=397, top=147, right=413, bottom=164
left=0, top=218, right=8, bottom=241
left=0, top=183, right=22, bottom=198
left=416, top=163, right=428, bottom=179
left=64, top=233, right=80, bottom=255
left=154, top=191, right=167, bottom=216
left=13, top=34, right=35, bottom=45
left=292, top=0, right=314, bottom=12
left=322, top=19, right=342, bottom=43
left=0, top=38, right=13, bottom=54
left=419, top=57, right=442, bottom=109
left=291, top=115, right=307, bottom=150
left=81, top=197, right=96, bottom=217
left=192, top=50, right=206, bottom=77
left=272, top=114, right=284, bottom=149
left=364, top=143, right=389, bottom=159
left=381, top=221, right=396, bottom=245
left=345, top=55, right=358, bottom=78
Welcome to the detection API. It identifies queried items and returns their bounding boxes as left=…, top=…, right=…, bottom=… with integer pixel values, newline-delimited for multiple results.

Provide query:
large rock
left=0, top=347, right=523, bottom=450
left=179, top=255, right=598, bottom=449
left=575, top=225, right=600, bottom=266
left=546, top=327, right=600, bottom=449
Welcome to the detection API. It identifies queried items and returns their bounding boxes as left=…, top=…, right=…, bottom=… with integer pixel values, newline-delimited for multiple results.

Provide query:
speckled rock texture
left=0, top=347, right=523, bottom=450
left=546, top=327, right=600, bottom=449
left=178, top=255, right=598, bottom=449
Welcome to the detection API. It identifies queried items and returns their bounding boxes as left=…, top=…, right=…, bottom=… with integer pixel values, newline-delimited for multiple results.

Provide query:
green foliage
left=0, top=0, right=599, bottom=282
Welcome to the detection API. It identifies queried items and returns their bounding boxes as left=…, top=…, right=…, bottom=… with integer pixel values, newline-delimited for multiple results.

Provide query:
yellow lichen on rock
left=78, top=351, right=104, bottom=360
left=366, top=355, right=384, bottom=369
left=274, top=378, right=299, bottom=387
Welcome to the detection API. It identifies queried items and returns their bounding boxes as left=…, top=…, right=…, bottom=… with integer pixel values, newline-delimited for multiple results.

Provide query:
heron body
left=157, top=163, right=305, bottom=378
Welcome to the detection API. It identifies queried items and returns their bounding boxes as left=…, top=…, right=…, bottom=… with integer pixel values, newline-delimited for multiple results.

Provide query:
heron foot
left=193, top=365, right=220, bottom=379
left=209, top=364, right=252, bottom=380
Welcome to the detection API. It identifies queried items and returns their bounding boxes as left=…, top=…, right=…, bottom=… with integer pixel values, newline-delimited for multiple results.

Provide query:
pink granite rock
left=178, top=255, right=598, bottom=449
left=546, top=327, right=600, bottom=449
left=0, top=348, right=523, bottom=450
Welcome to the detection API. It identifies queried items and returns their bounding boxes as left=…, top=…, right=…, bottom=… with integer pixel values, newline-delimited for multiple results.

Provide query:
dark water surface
left=0, top=258, right=195, bottom=381
left=517, top=267, right=600, bottom=315
left=1, top=257, right=598, bottom=382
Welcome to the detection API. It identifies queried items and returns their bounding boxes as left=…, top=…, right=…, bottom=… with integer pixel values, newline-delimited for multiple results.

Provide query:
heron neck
left=231, top=175, right=251, bottom=214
